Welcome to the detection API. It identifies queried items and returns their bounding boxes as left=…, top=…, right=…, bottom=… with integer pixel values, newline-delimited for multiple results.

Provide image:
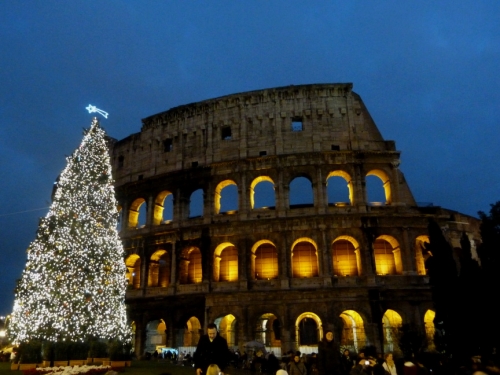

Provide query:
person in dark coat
left=194, top=323, right=230, bottom=375
left=341, top=349, right=356, bottom=375
left=317, top=330, right=341, bottom=375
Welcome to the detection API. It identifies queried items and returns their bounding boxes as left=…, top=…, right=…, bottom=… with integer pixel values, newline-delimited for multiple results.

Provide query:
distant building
left=110, top=84, right=480, bottom=357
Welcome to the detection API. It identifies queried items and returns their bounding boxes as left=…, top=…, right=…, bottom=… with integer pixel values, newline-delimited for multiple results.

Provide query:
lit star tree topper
left=9, top=118, right=130, bottom=344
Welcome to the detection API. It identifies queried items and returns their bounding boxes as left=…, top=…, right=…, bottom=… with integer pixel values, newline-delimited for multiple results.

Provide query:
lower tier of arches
left=127, top=287, right=435, bottom=358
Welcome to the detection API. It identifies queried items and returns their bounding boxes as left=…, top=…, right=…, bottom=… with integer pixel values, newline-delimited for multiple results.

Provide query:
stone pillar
left=401, top=227, right=418, bottom=275
left=146, top=194, right=154, bottom=227
left=314, top=167, right=326, bottom=215
left=239, top=174, right=248, bottom=219
left=140, top=241, right=148, bottom=289
left=276, top=170, right=287, bottom=217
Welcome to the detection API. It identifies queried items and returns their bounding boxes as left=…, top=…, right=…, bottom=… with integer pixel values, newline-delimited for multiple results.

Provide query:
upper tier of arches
left=118, top=166, right=413, bottom=230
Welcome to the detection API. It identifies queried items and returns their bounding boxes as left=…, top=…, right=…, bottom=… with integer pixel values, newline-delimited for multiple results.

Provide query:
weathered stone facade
left=111, top=83, right=480, bottom=356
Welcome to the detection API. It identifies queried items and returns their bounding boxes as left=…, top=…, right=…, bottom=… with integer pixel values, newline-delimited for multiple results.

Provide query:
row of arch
left=136, top=309, right=436, bottom=355
left=123, top=170, right=395, bottom=228
left=125, top=235, right=431, bottom=288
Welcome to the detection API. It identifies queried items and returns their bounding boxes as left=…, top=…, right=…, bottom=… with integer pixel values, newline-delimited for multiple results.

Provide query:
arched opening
left=339, top=310, right=366, bottom=353
left=213, top=243, right=238, bottom=282
left=189, top=189, right=204, bottom=218
left=250, top=176, right=275, bottom=209
left=128, top=198, right=146, bottom=228
left=252, top=240, right=279, bottom=280
left=145, top=319, right=167, bottom=353
left=292, top=238, right=319, bottom=278
left=295, top=312, right=322, bottom=352
left=125, top=254, right=141, bottom=289
left=326, top=170, right=353, bottom=206
left=332, top=236, right=361, bottom=276
left=179, top=247, right=202, bottom=284
left=214, top=180, right=238, bottom=214
left=415, top=235, right=431, bottom=275
left=153, top=190, right=174, bottom=225
left=373, top=236, right=403, bottom=275
left=382, top=309, right=403, bottom=354
left=255, top=313, right=281, bottom=348
left=289, top=176, right=314, bottom=208
left=148, top=250, right=171, bottom=288
left=184, top=316, right=201, bottom=346
left=215, top=314, right=237, bottom=347
left=366, top=169, right=391, bottom=205
left=424, top=309, right=436, bottom=351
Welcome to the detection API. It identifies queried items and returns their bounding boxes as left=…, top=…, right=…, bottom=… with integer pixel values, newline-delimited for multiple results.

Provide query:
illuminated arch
left=125, top=254, right=141, bottom=289
left=250, top=176, right=275, bottom=209
left=424, top=309, right=436, bottom=350
left=415, top=235, right=431, bottom=275
left=373, top=235, right=403, bottom=275
left=179, top=247, right=202, bottom=284
left=145, top=319, right=166, bottom=348
left=214, top=180, right=238, bottom=214
left=326, top=170, right=354, bottom=205
left=339, top=310, right=366, bottom=352
left=382, top=309, right=403, bottom=354
left=153, top=190, right=173, bottom=225
left=255, top=313, right=281, bottom=347
left=184, top=316, right=201, bottom=346
left=128, top=198, right=146, bottom=228
left=291, top=238, right=319, bottom=278
left=213, top=242, right=238, bottom=282
left=295, top=312, right=323, bottom=346
left=215, top=314, right=237, bottom=347
left=366, top=169, right=392, bottom=205
left=251, top=240, right=279, bottom=280
left=332, top=236, right=361, bottom=276
left=148, top=249, right=170, bottom=287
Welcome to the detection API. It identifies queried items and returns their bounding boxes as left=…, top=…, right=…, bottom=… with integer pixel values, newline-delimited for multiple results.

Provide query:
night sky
left=1, top=1, right=499, bottom=316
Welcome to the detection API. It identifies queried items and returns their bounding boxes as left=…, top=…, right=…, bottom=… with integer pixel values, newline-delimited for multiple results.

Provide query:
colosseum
left=110, top=83, right=480, bottom=358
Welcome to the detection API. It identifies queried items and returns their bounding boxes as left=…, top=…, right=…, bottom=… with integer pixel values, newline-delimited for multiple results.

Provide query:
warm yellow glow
left=424, top=309, right=436, bottom=349
left=188, top=247, right=202, bottom=283
left=157, top=319, right=166, bottom=334
left=125, top=254, right=141, bottom=288
left=295, top=312, right=322, bottom=345
left=339, top=310, right=366, bottom=351
left=252, top=240, right=278, bottom=280
left=326, top=170, right=354, bottom=204
left=153, top=190, right=172, bottom=225
left=214, top=180, right=237, bottom=214
left=184, top=316, right=201, bottom=346
left=332, top=237, right=360, bottom=276
left=214, top=243, right=238, bottom=282
left=250, top=176, right=275, bottom=209
left=374, top=236, right=402, bottom=275
left=129, top=198, right=146, bottom=228
left=382, top=309, right=402, bottom=353
left=415, top=235, right=430, bottom=275
left=292, top=238, right=318, bottom=278
left=148, top=250, right=170, bottom=287
left=219, top=314, right=236, bottom=346
left=366, top=169, right=391, bottom=204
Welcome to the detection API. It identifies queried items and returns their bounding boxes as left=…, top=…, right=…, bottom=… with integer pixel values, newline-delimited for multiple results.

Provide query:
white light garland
left=9, top=118, right=130, bottom=344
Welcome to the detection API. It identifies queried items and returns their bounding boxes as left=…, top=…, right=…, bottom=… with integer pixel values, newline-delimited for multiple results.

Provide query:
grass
left=0, top=360, right=204, bottom=375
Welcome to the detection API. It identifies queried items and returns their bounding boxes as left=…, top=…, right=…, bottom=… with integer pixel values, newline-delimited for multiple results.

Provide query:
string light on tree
left=9, top=118, right=129, bottom=344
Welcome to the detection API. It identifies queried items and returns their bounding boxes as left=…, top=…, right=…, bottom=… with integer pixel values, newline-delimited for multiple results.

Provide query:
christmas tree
left=9, top=118, right=129, bottom=345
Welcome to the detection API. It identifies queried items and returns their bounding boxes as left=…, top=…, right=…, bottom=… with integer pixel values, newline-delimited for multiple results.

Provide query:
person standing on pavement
left=194, top=323, right=230, bottom=375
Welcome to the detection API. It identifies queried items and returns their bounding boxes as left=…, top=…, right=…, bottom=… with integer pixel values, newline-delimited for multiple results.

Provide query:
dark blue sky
left=1, top=1, right=499, bottom=316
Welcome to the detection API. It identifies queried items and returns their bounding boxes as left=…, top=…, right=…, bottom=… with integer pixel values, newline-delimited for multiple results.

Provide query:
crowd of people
left=149, top=324, right=500, bottom=375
